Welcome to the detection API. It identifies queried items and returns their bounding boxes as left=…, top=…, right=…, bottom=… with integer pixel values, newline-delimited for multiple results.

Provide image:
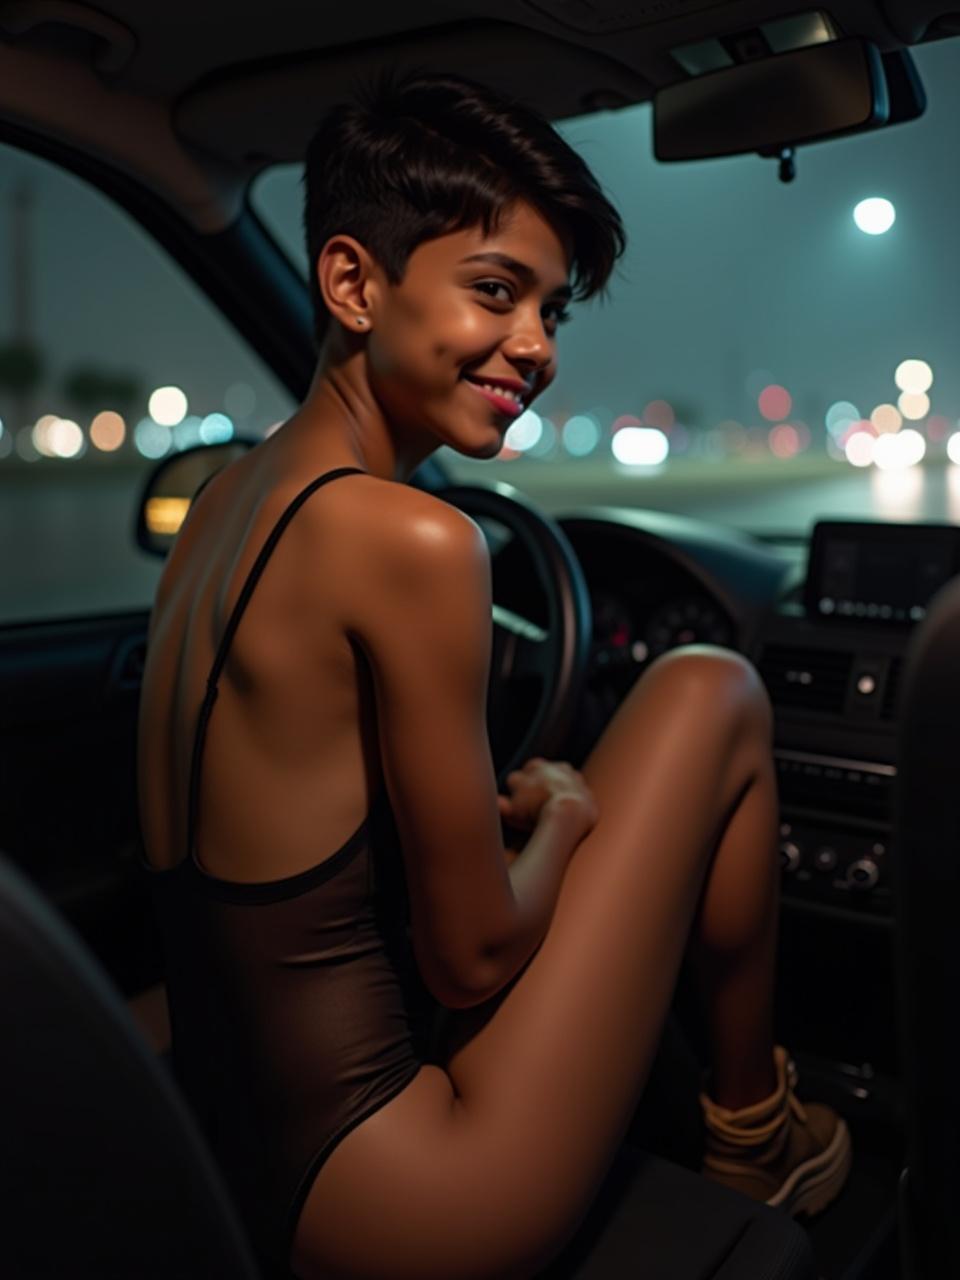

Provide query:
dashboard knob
left=846, top=858, right=879, bottom=891
left=779, top=840, right=801, bottom=874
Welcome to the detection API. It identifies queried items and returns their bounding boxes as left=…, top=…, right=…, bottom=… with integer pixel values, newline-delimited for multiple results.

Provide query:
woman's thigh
left=293, top=647, right=776, bottom=1280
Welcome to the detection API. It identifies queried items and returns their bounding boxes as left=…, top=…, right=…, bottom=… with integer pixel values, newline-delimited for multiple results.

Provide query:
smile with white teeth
left=464, top=377, right=525, bottom=405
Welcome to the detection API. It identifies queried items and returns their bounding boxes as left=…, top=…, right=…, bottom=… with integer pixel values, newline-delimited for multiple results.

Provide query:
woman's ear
left=316, top=234, right=380, bottom=332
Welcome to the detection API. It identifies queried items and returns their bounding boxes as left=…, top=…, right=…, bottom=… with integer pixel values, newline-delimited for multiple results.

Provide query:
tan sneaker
left=700, top=1045, right=852, bottom=1217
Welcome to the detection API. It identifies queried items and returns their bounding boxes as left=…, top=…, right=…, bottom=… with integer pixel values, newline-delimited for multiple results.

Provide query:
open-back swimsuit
left=141, top=467, right=436, bottom=1277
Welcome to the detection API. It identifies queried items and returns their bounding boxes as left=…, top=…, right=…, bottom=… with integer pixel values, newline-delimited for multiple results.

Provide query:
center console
left=753, top=519, right=960, bottom=921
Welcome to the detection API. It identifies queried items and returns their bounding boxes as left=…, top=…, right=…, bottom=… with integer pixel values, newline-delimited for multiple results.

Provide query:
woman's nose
left=504, top=307, right=553, bottom=370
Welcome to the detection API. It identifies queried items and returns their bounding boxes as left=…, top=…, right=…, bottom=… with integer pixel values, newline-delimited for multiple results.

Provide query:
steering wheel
left=438, top=480, right=593, bottom=785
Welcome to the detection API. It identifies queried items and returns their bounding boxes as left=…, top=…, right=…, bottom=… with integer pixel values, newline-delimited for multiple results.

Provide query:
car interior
left=1, top=1, right=958, bottom=1277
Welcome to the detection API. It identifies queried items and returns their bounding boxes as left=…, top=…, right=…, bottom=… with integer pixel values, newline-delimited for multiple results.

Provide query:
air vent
left=757, top=645, right=853, bottom=714
left=880, top=656, right=903, bottom=720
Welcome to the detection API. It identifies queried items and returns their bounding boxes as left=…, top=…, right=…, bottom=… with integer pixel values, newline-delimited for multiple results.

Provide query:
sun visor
left=174, top=21, right=651, bottom=165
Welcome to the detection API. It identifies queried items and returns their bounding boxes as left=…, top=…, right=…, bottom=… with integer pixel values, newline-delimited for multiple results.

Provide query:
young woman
left=137, top=70, right=851, bottom=1280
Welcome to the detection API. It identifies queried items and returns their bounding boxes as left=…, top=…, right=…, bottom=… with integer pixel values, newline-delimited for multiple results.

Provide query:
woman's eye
left=473, top=280, right=513, bottom=303
left=546, top=303, right=572, bottom=326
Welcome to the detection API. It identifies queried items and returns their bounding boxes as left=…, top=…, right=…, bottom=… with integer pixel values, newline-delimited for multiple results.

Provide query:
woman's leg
left=293, top=647, right=779, bottom=1280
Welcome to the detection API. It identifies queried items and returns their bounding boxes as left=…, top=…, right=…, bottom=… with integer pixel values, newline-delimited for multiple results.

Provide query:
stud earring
left=356, top=317, right=365, bottom=326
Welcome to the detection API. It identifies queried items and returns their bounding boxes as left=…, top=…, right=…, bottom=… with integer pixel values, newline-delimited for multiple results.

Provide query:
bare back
left=137, top=440, right=391, bottom=882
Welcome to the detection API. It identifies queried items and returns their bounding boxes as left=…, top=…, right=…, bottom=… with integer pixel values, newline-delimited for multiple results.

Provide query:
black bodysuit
left=141, top=467, right=437, bottom=1278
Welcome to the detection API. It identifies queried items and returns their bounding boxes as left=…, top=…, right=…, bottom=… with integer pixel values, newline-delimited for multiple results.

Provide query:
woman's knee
left=642, top=645, right=773, bottom=740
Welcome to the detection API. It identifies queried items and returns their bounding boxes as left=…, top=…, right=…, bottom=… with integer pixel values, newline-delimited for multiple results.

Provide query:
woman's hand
left=497, top=757, right=598, bottom=837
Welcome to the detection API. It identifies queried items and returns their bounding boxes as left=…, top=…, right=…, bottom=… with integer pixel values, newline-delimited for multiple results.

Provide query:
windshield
left=251, top=36, right=960, bottom=540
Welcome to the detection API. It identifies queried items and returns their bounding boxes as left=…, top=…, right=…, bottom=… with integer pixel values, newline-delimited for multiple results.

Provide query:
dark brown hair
left=302, top=67, right=626, bottom=349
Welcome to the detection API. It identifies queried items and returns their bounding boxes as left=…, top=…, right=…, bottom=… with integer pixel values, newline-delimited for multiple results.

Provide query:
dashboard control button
left=780, top=841, right=801, bottom=873
left=813, top=846, right=838, bottom=872
left=847, top=858, right=879, bottom=891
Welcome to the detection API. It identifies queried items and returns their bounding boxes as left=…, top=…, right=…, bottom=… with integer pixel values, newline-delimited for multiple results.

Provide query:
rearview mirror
left=135, top=439, right=257, bottom=558
left=654, top=38, right=890, bottom=161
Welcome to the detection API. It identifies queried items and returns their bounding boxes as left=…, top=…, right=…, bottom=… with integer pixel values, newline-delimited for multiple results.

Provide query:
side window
left=0, top=143, right=296, bottom=625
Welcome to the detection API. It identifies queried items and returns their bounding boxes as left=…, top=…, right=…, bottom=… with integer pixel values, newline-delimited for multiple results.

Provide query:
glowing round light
left=769, top=423, right=800, bottom=458
left=199, top=413, right=234, bottom=445
left=562, top=413, right=600, bottom=457
left=642, top=400, right=675, bottom=431
left=172, top=415, right=203, bottom=451
left=845, top=432, right=876, bottom=468
left=134, top=418, right=172, bottom=459
left=224, top=382, right=256, bottom=419
left=758, top=384, right=792, bottom=422
left=898, top=429, right=926, bottom=466
left=895, top=359, right=932, bottom=394
left=90, top=411, right=126, bottom=452
left=505, top=410, right=542, bottom=453
left=47, top=418, right=84, bottom=458
left=870, top=403, right=902, bottom=434
left=947, top=433, right=960, bottom=465
left=825, top=401, right=860, bottom=438
left=874, top=430, right=925, bottom=471
left=898, top=391, right=929, bottom=421
left=148, top=386, right=188, bottom=427
left=853, top=197, right=895, bottom=235
left=31, top=414, right=60, bottom=457
left=611, top=427, right=669, bottom=467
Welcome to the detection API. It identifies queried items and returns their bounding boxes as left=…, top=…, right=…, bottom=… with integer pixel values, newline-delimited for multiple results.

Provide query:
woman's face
left=365, top=200, right=573, bottom=459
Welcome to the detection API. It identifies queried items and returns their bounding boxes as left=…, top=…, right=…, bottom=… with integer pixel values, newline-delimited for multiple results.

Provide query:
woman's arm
left=344, top=485, right=583, bottom=1008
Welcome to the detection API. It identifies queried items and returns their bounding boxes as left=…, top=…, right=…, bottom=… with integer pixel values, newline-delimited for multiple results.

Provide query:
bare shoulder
left=316, top=474, right=486, bottom=575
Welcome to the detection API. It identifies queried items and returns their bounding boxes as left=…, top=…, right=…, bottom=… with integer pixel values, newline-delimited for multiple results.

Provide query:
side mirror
left=134, top=439, right=258, bottom=558
left=654, top=38, right=893, bottom=161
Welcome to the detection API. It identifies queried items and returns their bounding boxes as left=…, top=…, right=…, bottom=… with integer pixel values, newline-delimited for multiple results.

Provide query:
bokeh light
left=768, top=423, right=800, bottom=458
left=148, top=386, right=188, bottom=427
left=642, top=400, right=675, bottom=431
left=825, top=401, right=860, bottom=439
left=527, top=416, right=558, bottom=457
left=895, top=359, right=933, bottom=394
left=845, top=431, right=876, bottom=467
left=505, top=410, right=543, bottom=453
left=947, top=433, right=960, bottom=466
left=562, top=413, right=600, bottom=456
left=926, top=415, right=951, bottom=441
left=874, top=429, right=925, bottom=470
left=897, top=392, right=929, bottom=421
left=853, top=197, right=895, bottom=235
left=199, top=413, right=234, bottom=445
left=135, top=418, right=172, bottom=458
left=759, top=384, right=792, bottom=422
left=870, top=403, right=902, bottom=434
left=90, top=411, right=126, bottom=452
left=611, top=427, right=669, bottom=466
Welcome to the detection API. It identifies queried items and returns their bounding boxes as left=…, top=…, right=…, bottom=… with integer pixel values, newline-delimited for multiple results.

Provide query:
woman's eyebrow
left=460, top=251, right=573, bottom=301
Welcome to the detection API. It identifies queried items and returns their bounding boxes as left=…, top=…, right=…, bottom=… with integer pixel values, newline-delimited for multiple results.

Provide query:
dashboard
left=490, top=504, right=953, bottom=933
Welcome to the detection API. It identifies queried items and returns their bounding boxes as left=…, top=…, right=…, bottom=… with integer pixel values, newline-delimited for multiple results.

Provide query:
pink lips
left=462, top=379, right=525, bottom=419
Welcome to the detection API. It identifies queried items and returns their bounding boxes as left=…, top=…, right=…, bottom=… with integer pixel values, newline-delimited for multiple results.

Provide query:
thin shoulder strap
left=186, top=466, right=367, bottom=859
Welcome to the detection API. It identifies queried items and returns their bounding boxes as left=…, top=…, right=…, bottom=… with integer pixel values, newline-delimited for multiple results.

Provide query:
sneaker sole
left=765, top=1117, right=852, bottom=1218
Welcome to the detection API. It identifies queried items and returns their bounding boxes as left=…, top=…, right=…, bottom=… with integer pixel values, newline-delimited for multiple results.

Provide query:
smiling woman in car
left=136, top=69, right=849, bottom=1280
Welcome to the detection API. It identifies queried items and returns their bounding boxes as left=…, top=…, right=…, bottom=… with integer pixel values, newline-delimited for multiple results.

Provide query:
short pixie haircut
left=301, top=67, right=627, bottom=350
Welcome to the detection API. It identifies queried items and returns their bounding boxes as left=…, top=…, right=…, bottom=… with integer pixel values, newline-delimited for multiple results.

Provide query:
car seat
left=0, top=851, right=815, bottom=1279
left=893, top=574, right=960, bottom=1280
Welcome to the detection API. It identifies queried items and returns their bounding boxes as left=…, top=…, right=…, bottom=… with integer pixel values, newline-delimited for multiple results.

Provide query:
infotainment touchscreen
left=804, top=521, right=960, bottom=624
